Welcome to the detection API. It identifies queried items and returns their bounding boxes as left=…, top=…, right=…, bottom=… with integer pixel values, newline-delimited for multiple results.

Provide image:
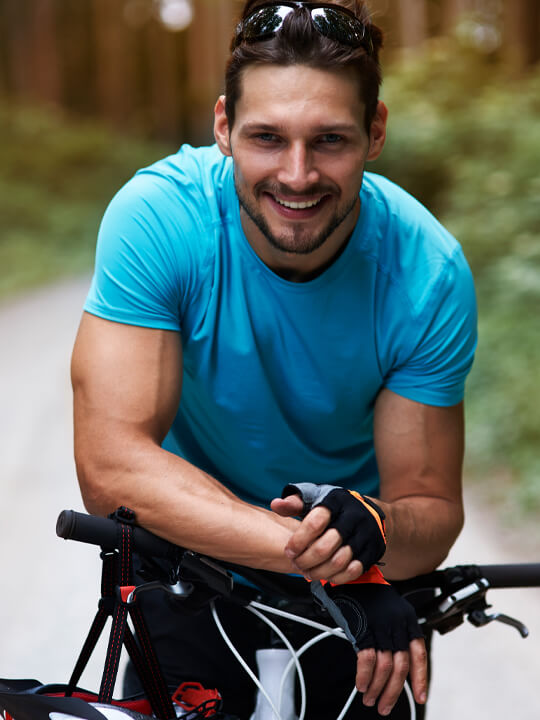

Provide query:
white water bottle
left=250, top=648, right=298, bottom=720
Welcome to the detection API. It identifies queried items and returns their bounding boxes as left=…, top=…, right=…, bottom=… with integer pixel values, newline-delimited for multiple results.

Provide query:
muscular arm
left=272, top=388, right=464, bottom=582
left=72, top=312, right=298, bottom=571
left=372, top=388, right=464, bottom=580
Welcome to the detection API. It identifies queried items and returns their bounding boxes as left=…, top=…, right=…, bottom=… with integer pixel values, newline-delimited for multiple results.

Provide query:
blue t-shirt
left=85, top=144, right=477, bottom=505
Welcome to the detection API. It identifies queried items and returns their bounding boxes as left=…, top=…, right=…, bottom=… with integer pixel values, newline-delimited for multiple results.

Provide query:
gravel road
left=1, top=277, right=539, bottom=718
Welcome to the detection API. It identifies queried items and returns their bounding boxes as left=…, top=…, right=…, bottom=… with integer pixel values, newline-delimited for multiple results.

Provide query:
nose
left=276, top=142, right=320, bottom=192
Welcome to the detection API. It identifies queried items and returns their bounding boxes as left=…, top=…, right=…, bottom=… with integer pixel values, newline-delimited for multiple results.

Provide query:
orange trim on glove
left=318, top=566, right=389, bottom=587
left=349, top=491, right=386, bottom=541
left=342, top=565, right=389, bottom=586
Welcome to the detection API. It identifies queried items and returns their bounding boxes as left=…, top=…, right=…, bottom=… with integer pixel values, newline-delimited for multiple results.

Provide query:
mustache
left=255, top=181, right=338, bottom=198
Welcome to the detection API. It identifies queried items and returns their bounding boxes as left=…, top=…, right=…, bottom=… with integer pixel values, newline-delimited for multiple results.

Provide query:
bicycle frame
left=1, top=509, right=539, bottom=720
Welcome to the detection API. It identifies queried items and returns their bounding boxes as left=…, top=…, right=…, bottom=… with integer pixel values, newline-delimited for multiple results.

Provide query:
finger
left=270, top=496, right=305, bottom=517
left=291, top=526, right=346, bottom=572
left=284, top=506, right=332, bottom=558
left=408, top=637, right=428, bottom=705
left=362, top=650, right=394, bottom=709
left=321, top=558, right=365, bottom=585
left=355, top=648, right=377, bottom=694
left=375, top=650, right=410, bottom=717
left=294, top=542, right=353, bottom=581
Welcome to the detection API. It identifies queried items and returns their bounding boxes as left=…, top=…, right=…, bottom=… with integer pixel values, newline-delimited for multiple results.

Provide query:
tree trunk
left=440, top=0, right=471, bottom=36
left=92, top=0, right=136, bottom=127
left=30, top=0, right=62, bottom=105
left=2, top=0, right=32, bottom=99
left=396, top=0, right=428, bottom=50
left=503, top=0, right=540, bottom=73
left=187, top=0, right=231, bottom=144
left=58, top=0, right=94, bottom=114
left=145, top=20, right=183, bottom=142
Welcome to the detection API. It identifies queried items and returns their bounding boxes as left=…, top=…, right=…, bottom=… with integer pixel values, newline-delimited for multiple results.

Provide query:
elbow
left=446, top=500, right=465, bottom=553
left=427, top=503, right=465, bottom=572
left=74, top=448, right=124, bottom=518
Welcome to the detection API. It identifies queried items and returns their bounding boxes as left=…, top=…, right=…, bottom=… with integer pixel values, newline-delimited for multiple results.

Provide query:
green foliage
left=0, top=105, right=169, bottom=299
left=371, top=41, right=540, bottom=512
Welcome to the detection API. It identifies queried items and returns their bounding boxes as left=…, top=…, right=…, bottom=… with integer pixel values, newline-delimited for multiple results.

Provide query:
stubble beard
left=235, top=175, right=358, bottom=256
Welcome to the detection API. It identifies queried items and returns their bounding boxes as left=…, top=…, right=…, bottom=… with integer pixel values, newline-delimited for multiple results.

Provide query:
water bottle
left=250, top=648, right=298, bottom=720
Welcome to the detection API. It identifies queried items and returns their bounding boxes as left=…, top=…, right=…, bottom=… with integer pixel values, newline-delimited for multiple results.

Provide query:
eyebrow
left=238, top=121, right=360, bottom=135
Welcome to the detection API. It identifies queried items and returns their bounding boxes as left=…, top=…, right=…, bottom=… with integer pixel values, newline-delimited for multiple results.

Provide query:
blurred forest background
left=1, top=0, right=539, bottom=522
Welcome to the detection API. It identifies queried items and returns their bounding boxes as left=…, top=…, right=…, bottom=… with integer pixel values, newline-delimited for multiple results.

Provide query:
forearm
left=75, top=428, right=299, bottom=572
left=375, top=494, right=464, bottom=580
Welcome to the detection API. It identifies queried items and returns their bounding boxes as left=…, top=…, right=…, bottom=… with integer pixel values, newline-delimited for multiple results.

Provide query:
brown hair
left=225, top=1, right=384, bottom=133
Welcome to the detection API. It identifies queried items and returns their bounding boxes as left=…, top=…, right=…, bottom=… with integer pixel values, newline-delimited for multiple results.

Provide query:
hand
left=271, top=483, right=386, bottom=584
left=326, top=583, right=427, bottom=715
left=355, top=638, right=427, bottom=716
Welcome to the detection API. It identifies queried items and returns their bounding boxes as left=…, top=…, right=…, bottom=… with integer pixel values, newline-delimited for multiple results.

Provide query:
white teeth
left=274, top=197, right=321, bottom=210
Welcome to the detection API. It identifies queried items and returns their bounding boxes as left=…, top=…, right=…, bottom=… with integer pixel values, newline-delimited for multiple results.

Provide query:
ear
left=366, top=101, right=388, bottom=162
left=214, top=95, right=232, bottom=157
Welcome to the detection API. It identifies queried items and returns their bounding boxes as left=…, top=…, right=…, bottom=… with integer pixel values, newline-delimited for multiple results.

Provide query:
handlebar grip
left=56, top=509, right=181, bottom=561
left=478, top=563, right=540, bottom=588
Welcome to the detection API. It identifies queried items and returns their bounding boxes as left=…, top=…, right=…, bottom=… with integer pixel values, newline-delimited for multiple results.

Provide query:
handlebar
left=56, top=509, right=540, bottom=593
left=475, top=563, right=540, bottom=588
left=56, top=509, right=181, bottom=562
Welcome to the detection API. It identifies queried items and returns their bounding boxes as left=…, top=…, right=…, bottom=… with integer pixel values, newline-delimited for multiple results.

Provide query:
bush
left=372, top=40, right=540, bottom=512
left=0, top=105, right=169, bottom=299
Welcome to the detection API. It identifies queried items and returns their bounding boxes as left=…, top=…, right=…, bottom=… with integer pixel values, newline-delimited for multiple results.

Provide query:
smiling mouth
left=273, top=196, right=323, bottom=210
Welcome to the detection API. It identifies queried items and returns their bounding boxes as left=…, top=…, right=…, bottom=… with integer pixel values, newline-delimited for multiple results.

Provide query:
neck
left=240, top=199, right=361, bottom=283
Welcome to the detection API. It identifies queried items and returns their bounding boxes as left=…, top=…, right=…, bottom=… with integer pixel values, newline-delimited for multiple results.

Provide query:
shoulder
left=114, top=143, right=233, bottom=224
left=97, top=144, right=235, bottom=274
left=138, top=143, right=232, bottom=192
left=360, top=173, right=473, bottom=317
left=360, top=174, right=477, bottom=406
left=86, top=145, right=234, bottom=330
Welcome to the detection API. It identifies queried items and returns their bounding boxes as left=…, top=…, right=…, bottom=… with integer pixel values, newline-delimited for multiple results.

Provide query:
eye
left=255, top=133, right=280, bottom=143
left=319, top=133, right=343, bottom=145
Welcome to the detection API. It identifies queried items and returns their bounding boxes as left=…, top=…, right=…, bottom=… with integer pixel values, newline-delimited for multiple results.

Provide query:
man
left=71, top=1, right=477, bottom=718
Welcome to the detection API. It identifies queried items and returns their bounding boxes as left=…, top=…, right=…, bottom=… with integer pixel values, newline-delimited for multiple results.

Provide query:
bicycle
left=1, top=507, right=539, bottom=720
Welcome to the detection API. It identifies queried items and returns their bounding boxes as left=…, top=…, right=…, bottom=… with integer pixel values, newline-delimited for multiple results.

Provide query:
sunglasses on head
left=235, top=2, right=374, bottom=54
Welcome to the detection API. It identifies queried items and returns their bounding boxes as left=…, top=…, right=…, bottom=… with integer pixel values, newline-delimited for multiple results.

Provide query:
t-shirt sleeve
left=382, top=245, right=478, bottom=407
left=85, top=170, right=210, bottom=331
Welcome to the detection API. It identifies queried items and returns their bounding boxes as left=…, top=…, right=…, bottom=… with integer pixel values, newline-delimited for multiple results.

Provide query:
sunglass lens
left=243, top=6, right=295, bottom=42
left=311, top=8, right=366, bottom=47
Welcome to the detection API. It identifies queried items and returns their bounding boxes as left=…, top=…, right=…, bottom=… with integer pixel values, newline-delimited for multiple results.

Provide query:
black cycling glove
left=282, top=482, right=386, bottom=571
left=315, top=581, right=424, bottom=653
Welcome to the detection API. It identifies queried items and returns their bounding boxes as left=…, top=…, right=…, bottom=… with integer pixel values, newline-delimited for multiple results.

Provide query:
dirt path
left=0, top=278, right=538, bottom=717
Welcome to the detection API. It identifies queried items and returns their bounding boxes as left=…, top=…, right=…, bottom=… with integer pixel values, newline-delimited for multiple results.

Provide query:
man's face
left=215, top=64, right=385, bottom=276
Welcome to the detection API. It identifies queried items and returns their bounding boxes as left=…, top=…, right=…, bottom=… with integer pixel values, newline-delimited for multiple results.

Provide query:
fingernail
left=285, top=548, right=295, bottom=559
left=363, top=698, right=375, bottom=708
left=419, top=692, right=427, bottom=704
left=380, top=707, right=392, bottom=716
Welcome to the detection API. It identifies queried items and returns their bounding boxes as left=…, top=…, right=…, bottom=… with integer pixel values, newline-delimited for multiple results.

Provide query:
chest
left=180, top=245, right=383, bottom=437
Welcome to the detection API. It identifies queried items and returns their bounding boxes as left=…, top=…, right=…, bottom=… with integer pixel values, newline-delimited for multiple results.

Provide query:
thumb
left=270, top=495, right=305, bottom=517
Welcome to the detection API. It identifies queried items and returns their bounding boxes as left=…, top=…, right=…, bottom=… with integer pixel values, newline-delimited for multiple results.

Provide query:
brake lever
left=420, top=576, right=530, bottom=639
left=419, top=579, right=489, bottom=634
left=468, top=608, right=529, bottom=638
